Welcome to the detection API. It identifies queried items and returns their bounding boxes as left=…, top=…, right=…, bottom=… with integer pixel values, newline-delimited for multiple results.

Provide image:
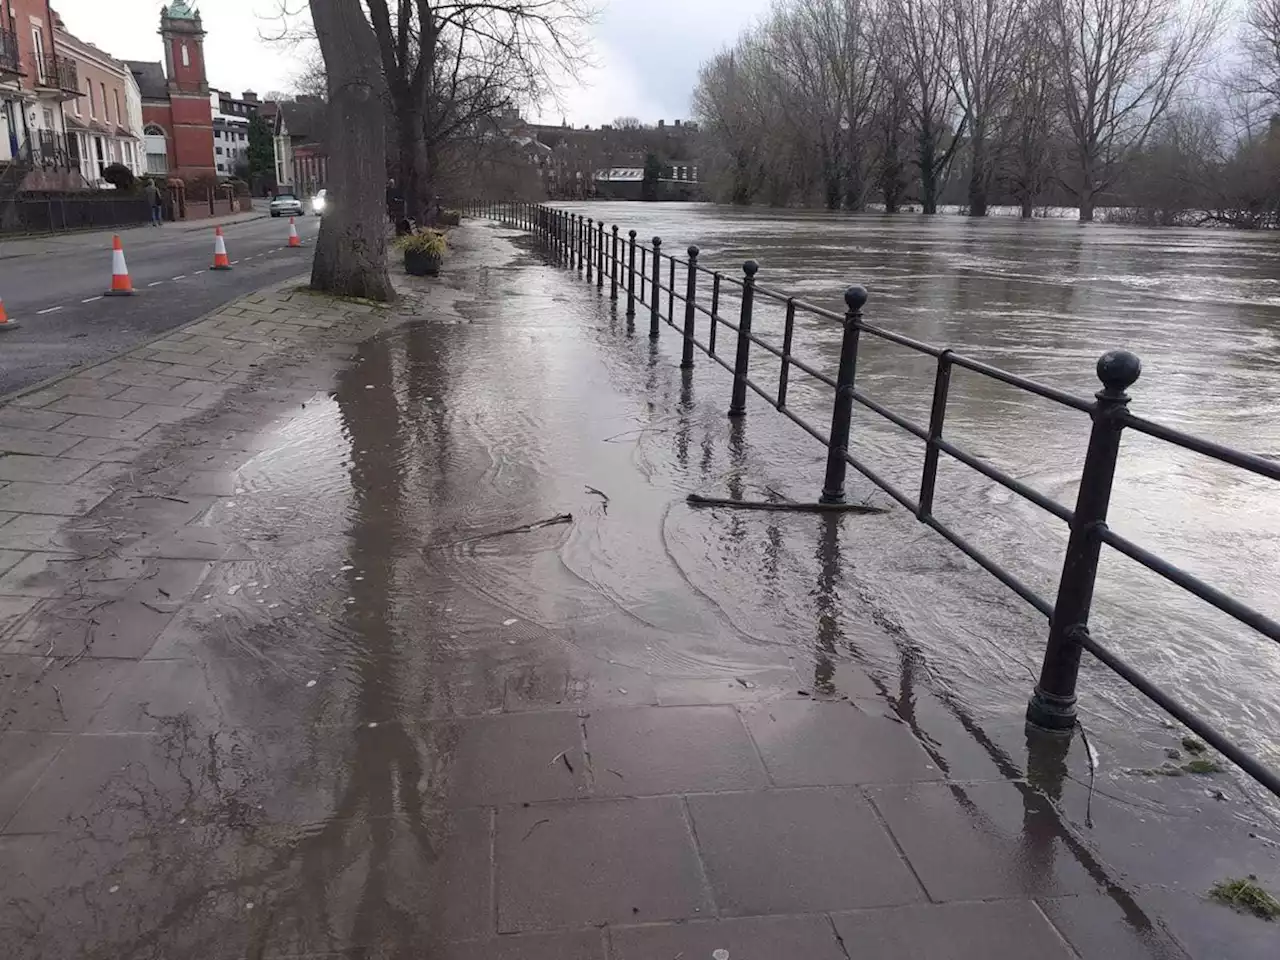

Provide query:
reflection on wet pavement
left=0, top=223, right=1275, bottom=958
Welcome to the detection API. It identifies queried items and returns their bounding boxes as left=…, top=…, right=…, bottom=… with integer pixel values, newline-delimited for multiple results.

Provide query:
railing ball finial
left=844, top=285, right=868, bottom=312
left=743, top=259, right=759, bottom=279
left=1096, top=350, right=1141, bottom=396
left=688, top=244, right=699, bottom=258
left=629, top=229, right=636, bottom=238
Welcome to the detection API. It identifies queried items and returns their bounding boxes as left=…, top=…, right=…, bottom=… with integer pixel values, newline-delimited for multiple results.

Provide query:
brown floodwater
left=555, top=202, right=1280, bottom=780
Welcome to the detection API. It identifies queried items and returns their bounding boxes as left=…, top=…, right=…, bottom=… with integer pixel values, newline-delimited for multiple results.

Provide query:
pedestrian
left=144, top=179, right=163, bottom=227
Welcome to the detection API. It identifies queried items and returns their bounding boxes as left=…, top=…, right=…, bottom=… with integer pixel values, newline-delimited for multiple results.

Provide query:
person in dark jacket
left=144, top=180, right=163, bottom=227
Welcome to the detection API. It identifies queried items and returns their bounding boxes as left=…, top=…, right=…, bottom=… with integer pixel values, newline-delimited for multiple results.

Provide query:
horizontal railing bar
left=946, top=353, right=1096, bottom=413
left=852, top=389, right=929, bottom=442
left=788, top=356, right=838, bottom=390
left=744, top=376, right=777, bottom=407
left=1078, top=631, right=1280, bottom=800
left=843, top=448, right=918, bottom=513
left=690, top=336, right=736, bottom=375
left=1099, top=526, right=1280, bottom=644
left=744, top=331, right=785, bottom=362
left=778, top=406, right=832, bottom=446
left=922, top=515, right=1055, bottom=617
left=934, top=438, right=1074, bottom=524
left=1121, top=412, right=1280, bottom=481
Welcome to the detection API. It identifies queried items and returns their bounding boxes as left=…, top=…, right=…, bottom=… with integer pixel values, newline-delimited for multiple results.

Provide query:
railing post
left=1027, top=350, right=1142, bottom=733
left=917, top=350, right=953, bottom=519
left=681, top=246, right=699, bottom=369
left=649, top=237, right=662, bottom=339
left=577, top=215, right=585, bottom=273
left=709, top=273, right=722, bottom=356
left=668, top=257, right=675, bottom=325
left=819, top=286, right=868, bottom=502
left=597, top=221, right=605, bottom=291
left=586, top=218, right=594, bottom=282
left=611, top=225, right=619, bottom=301
left=728, top=260, right=759, bottom=416
left=626, top=230, right=637, bottom=318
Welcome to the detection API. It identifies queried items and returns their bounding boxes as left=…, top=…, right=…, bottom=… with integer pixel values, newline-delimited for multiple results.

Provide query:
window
left=31, top=26, right=45, bottom=83
left=147, top=151, right=167, bottom=174
left=101, top=83, right=109, bottom=123
left=88, top=81, right=96, bottom=118
left=215, top=146, right=222, bottom=155
left=181, top=43, right=189, bottom=68
left=114, top=90, right=121, bottom=126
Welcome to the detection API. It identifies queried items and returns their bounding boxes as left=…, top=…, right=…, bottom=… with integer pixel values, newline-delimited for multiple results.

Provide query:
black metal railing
left=0, top=24, right=21, bottom=76
left=466, top=199, right=1280, bottom=801
left=37, top=54, right=78, bottom=95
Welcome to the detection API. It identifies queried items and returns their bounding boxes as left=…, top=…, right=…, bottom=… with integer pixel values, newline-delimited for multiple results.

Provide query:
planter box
left=405, top=249, right=442, bottom=276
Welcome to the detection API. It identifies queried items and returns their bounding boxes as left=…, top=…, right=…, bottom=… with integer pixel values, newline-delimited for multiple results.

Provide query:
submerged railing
left=466, top=199, right=1280, bottom=800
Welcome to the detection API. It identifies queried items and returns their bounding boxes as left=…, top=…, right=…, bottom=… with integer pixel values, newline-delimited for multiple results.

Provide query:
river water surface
left=556, top=201, right=1280, bottom=786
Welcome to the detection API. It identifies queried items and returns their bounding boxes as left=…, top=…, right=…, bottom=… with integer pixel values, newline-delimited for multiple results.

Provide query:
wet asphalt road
left=0, top=215, right=320, bottom=396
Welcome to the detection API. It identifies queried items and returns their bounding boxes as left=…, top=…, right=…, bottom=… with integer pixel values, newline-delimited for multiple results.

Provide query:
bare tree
left=1242, top=0, right=1280, bottom=107
left=949, top=0, right=1028, bottom=215
left=1048, top=0, right=1222, bottom=221
left=1002, top=22, right=1056, bottom=218
left=308, top=0, right=393, bottom=300
left=879, top=0, right=965, bottom=213
left=362, top=0, right=588, bottom=221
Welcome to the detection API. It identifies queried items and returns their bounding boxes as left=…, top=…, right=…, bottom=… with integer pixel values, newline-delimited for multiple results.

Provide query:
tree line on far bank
left=693, top=0, right=1280, bottom=228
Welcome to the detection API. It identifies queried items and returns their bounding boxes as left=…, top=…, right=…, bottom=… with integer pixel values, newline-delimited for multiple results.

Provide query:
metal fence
left=0, top=195, right=152, bottom=234
left=468, top=199, right=1280, bottom=801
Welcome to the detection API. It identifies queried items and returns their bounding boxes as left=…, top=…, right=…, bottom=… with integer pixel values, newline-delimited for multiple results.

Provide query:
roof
left=125, top=61, right=168, bottom=100
left=275, top=97, right=327, bottom=145
left=164, top=1, right=199, bottom=20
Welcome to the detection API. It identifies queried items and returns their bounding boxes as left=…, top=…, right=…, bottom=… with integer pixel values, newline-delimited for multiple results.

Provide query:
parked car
left=269, top=193, right=304, bottom=218
left=311, top=189, right=327, bottom=217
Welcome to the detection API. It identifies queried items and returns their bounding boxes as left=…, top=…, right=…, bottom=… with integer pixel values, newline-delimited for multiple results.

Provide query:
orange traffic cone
left=287, top=216, right=302, bottom=248
left=104, top=235, right=134, bottom=296
left=211, top=225, right=232, bottom=271
left=0, top=297, right=18, bottom=331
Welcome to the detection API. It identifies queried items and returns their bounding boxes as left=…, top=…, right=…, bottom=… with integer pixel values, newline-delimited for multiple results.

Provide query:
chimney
left=242, top=90, right=259, bottom=102
left=674, top=119, right=681, bottom=128
left=658, top=119, right=665, bottom=128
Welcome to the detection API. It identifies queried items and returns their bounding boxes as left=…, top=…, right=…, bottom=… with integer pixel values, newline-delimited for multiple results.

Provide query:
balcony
left=35, top=54, right=79, bottom=99
left=0, top=25, right=22, bottom=78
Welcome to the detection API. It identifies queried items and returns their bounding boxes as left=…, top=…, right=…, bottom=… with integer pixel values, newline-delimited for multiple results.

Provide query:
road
left=0, top=214, right=321, bottom=395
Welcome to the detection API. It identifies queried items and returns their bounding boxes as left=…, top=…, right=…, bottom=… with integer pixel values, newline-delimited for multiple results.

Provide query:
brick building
left=125, top=0, right=213, bottom=181
left=0, top=0, right=79, bottom=182
left=54, top=11, right=145, bottom=185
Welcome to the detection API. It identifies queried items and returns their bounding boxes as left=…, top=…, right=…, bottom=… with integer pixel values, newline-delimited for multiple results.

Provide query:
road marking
left=172, top=275, right=186, bottom=280
left=147, top=281, right=165, bottom=287
left=81, top=296, right=102, bottom=303
left=194, top=270, right=205, bottom=275
left=37, top=306, right=63, bottom=315
left=230, top=260, right=239, bottom=265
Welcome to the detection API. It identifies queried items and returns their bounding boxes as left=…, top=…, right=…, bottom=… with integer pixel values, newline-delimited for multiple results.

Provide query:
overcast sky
left=51, top=0, right=773, bottom=125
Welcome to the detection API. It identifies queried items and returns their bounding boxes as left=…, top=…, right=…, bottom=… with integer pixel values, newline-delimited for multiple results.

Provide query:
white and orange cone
left=211, top=225, right=232, bottom=271
left=104, top=235, right=134, bottom=296
left=287, top=216, right=302, bottom=248
left=0, top=297, right=18, bottom=330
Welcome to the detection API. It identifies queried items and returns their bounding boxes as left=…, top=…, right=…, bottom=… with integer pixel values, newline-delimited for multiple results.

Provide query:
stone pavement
left=0, top=225, right=1272, bottom=959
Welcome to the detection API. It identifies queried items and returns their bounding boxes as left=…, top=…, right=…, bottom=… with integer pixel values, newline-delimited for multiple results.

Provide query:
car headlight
left=312, top=198, right=325, bottom=211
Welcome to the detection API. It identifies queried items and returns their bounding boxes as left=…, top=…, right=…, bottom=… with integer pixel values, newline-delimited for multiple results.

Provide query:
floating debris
left=1209, top=876, right=1280, bottom=919
left=306, top=679, right=317, bottom=688
left=503, top=618, right=518, bottom=626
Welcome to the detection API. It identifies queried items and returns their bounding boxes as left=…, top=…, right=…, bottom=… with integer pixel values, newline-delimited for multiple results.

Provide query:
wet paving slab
left=0, top=224, right=1276, bottom=958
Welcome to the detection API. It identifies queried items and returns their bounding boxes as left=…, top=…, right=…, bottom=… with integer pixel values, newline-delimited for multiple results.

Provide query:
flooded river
left=556, top=202, right=1280, bottom=782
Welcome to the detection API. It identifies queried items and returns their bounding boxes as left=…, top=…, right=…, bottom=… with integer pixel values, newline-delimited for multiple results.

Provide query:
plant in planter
left=438, top=208, right=462, bottom=226
left=395, top=230, right=447, bottom=277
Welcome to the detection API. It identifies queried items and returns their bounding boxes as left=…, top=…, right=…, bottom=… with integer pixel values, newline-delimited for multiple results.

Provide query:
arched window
left=181, top=43, right=190, bottom=68
left=143, top=124, right=168, bottom=175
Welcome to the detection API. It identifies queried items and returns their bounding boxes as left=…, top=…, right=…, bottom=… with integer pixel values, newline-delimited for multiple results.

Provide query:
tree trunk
left=919, top=129, right=938, bottom=214
left=968, top=134, right=988, bottom=217
left=1078, top=186, right=1095, bottom=222
left=308, top=0, right=393, bottom=301
left=1020, top=195, right=1034, bottom=219
left=394, top=97, right=427, bottom=224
